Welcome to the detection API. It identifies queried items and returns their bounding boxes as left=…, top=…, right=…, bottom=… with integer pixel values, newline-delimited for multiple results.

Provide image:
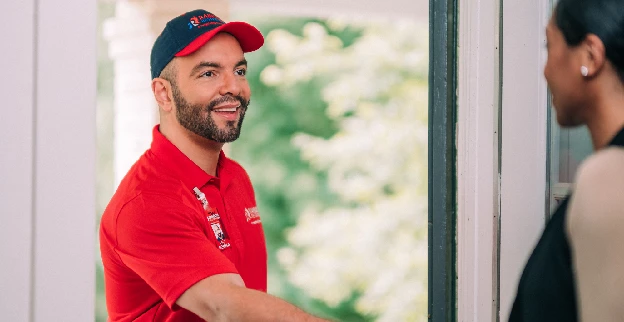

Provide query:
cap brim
left=175, top=22, right=264, bottom=57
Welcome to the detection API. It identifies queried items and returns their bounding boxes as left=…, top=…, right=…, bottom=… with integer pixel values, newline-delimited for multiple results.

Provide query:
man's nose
left=219, top=72, right=241, bottom=97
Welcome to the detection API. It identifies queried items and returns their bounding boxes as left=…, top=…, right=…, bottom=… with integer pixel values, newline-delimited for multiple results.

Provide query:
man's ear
left=152, top=78, right=174, bottom=112
left=580, top=34, right=606, bottom=78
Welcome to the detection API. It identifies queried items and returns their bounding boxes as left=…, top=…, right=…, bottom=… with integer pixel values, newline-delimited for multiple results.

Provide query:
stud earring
left=581, top=66, right=588, bottom=77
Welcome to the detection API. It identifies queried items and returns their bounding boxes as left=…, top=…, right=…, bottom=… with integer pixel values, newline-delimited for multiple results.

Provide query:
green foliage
left=229, top=15, right=372, bottom=321
left=231, top=15, right=429, bottom=322
left=230, top=15, right=429, bottom=322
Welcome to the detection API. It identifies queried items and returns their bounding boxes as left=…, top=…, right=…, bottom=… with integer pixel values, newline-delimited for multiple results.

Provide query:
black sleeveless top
left=508, top=127, right=624, bottom=322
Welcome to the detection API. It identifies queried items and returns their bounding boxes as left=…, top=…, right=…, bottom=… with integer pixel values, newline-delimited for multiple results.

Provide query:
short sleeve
left=567, top=147, right=624, bottom=322
left=112, top=193, right=238, bottom=309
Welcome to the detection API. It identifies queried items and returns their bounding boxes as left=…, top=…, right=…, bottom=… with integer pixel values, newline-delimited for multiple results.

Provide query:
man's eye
left=236, top=69, right=247, bottom=76
left=201, top=71, right=214, bottom=77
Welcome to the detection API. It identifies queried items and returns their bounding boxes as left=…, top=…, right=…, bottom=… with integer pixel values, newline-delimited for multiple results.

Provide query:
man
left=100, top=9, right=328, bottom=322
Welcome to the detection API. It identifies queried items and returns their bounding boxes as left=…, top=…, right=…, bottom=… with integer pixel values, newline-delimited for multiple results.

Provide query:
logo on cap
left=189, top=17, right=200, bottom=28
left=187, top=13, right=224, bottom=30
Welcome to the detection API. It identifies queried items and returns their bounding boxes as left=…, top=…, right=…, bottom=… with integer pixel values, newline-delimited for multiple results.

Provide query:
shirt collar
left=149, top=125, right=232, bottom=191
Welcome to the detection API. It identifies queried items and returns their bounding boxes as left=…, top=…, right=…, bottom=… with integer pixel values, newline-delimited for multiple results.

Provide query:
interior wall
left=0, top=1, right=35, bottom=320
left=0, top=0, right=97, bottom=321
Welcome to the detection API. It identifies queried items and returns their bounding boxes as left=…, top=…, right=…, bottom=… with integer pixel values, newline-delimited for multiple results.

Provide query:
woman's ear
left=581, top=34, right=606, bottom=78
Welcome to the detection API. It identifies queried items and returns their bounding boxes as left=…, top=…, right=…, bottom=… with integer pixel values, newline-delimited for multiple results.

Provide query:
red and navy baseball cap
left=150, top=9, right=264, bottom=79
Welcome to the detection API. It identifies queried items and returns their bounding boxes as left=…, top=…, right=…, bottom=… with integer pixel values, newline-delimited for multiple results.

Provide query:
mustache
left=208, top=95, right=249, bottom=111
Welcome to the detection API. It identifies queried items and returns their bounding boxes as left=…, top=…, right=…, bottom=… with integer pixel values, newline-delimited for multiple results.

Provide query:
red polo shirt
left=100, top=125, right=267, bottom=322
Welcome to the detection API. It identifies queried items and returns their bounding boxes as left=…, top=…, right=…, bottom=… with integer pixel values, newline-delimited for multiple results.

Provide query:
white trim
left=456, top=0, right=501, bottom=320
left=499, top=0, right=551, bottom=319
left=0, top=0, right=97, bottom=320
left=0, top=0, right=35, bottom=320
left=32, top=0, right=97, bottom=320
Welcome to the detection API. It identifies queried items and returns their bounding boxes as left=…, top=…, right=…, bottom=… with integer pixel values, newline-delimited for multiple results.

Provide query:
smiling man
left=99, top=9, right=328, bottom=322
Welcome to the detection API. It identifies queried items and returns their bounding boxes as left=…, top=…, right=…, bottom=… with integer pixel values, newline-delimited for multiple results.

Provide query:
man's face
left=171, top=33, right=251, bottom=143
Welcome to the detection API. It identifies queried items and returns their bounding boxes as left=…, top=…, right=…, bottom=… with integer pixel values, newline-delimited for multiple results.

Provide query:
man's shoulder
left=103, top=155, right=192, bottom=219
left=222, top=155, right=246, bottom=171
left=221, top=156, right=252, bottom=179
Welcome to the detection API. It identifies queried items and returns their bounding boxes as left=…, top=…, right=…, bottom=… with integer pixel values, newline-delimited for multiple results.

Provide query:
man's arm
left=177, top=273, right=330, bottom=322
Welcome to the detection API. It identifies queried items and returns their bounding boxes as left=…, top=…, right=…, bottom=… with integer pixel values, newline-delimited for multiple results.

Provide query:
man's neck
left=160, top=123, right=223, bottom=176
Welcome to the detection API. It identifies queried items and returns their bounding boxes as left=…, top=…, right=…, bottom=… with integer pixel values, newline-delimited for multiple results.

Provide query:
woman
left=509, top=0, right=624, bottom=321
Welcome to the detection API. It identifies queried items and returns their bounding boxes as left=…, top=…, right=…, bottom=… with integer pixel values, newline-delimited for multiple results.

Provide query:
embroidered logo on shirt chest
left=244, top=207, right=261, bottom=225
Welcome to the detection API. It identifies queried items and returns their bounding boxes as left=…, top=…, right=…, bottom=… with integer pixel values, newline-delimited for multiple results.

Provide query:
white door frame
left=0, top=0, right=97, bottom=321
left=457, top=0, right=552, bottom=320
left=456, top=0, right=501, bottom=319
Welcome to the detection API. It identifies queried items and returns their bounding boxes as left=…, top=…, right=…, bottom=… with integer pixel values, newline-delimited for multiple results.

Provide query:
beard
left=171, top=83, right=249, bottom=143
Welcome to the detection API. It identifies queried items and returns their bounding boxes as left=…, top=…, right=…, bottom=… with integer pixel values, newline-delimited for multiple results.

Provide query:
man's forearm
left=177, top=274, right=330, bottom=322
left=207, top=286, right=329, bottom=322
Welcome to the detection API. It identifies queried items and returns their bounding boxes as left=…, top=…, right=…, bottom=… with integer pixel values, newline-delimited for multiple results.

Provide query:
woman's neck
left=586, top=97, right=624, bottom=151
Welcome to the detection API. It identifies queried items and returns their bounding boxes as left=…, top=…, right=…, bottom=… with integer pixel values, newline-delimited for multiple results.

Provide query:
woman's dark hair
left=555, top=0, right=624, bottom=81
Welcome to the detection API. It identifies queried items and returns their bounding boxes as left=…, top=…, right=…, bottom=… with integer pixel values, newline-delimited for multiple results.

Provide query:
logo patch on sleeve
left=244, top=207, right=261, bottom=224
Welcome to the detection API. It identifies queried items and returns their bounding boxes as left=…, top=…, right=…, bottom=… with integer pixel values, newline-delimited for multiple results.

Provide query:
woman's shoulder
left=575, top=146, right=624, bottom=187
left=568, top=146, right=624, bottom=234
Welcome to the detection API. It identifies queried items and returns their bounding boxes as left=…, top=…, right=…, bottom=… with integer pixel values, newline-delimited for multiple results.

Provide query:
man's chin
left=209, top=130, right=241, bottom=143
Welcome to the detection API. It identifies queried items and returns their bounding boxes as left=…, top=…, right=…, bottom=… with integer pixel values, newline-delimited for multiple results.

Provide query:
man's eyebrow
left=236, top=59, right=248, bottom=68
left=189, top=59, right=248, bottom=77
left=190, top=61, right=221, bottom=77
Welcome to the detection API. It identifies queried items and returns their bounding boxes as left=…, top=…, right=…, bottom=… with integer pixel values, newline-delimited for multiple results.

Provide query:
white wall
left=0, top=0, right=96, bottom=321
left=0, top=1, right=35, bottom=320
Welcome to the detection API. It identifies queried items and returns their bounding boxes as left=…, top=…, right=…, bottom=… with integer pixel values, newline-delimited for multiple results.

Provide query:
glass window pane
left=548, top=107, right=592, bottom=209
left=557, top=126, right=593, bottom=183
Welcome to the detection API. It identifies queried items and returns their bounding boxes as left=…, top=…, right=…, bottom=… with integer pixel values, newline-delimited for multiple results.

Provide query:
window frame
left=428, top=0, right=458, bottom=320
